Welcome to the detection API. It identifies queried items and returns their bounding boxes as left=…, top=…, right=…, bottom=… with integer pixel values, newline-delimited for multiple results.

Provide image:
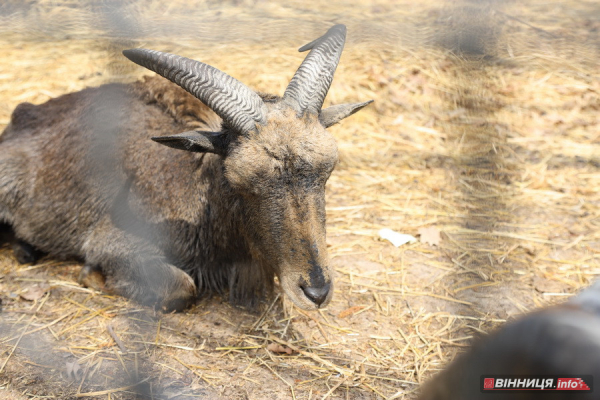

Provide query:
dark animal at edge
left=419, top=281, right=600, bottom=400
left=0, top=25, right=372, bottom=311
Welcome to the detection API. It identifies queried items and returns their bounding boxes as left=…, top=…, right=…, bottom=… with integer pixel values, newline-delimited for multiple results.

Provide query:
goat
left=0, top=24, right=372, bottom=311
left=419, top=281, right=600, bottom=400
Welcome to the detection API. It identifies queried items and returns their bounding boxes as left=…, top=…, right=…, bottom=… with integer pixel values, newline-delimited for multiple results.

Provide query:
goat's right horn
left=123, top=49, right=267, bottom=134
left=283, top=24, right=347, bottom=116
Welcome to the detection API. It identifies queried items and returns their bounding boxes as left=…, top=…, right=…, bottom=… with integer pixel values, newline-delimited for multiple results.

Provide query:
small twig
left=295, top=309, right=330, bottom=341
left=77, top=353, right=94, bottom=395
left=252, top=293, right=280, bottom=330
left=57, top=305, right=113, bottom=336
left=269, top=336, right=353, bottom=377
left=341, top=280, right=474, bottom=305
left=321, top=377, right=348, bottom=400
left=107, top=324, right=127, bottom=353
left=494, top=9, right=557, bottom=38
left=75, top=377, right=150, bottom=397
left=1, top=309, right=54, bottom=316
left=113, top=348, right=130, bottom=378
left=361, top=382, right=387, bottom=399
left=173, top=356, right=214, bottom=386
left=132, top=340, right=196, bottom=351
left=0, top=318, right=34, bottom=373
left=0, top=292, right=50, bottom=373
left=257, top=357, right=296, bottom=400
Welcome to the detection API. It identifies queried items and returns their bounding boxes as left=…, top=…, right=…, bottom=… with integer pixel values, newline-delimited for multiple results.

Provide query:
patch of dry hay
left=1, top=0, right=598, bottom=399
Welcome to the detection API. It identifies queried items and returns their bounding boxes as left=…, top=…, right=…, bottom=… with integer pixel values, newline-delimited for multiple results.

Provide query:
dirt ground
left=0, top=0, right=599, bottom=399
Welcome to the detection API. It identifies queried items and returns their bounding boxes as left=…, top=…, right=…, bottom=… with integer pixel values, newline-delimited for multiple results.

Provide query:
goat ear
left=319, top=100, right=373, bottom=128
left=152, top=131, right=228, bottom=156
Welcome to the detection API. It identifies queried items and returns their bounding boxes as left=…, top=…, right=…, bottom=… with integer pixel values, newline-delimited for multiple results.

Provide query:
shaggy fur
left=0, top=72, right=357, bottom=311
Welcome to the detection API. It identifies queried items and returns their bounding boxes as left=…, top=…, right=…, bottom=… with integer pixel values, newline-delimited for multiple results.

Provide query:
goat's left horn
left=123, top=49, right=267, bottom=134
left=283, top=24, right=346, bottom=116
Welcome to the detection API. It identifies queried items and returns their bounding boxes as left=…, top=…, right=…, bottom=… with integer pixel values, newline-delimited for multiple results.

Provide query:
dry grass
left=0, top=0, right=599, bottom=399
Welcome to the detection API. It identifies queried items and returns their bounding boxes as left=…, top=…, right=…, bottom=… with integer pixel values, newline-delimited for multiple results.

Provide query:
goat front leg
left=81, top=218, right=196, bottom=311
left=13, top=239, right=43, bottom=265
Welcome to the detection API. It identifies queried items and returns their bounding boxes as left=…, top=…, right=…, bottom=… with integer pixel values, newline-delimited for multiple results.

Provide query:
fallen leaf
left=19, top=285, right=48, bottom=301
left=266, top=343, right=293, bottom=355
left=392, top=115, right=404, bottom=125
left=418, top=226, right=441, bottom=247
left=378, top=228, right=417, bottom=247
left=533, top=276, right=564, bottom=293
left=338, top=305, right=365, bottom=318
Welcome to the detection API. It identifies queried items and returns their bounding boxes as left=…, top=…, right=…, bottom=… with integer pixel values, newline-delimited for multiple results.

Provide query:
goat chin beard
left=279, top=273, right=333, bottom=311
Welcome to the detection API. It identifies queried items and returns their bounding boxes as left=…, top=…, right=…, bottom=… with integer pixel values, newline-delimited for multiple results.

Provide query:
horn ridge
left=123, top=49, right=267, bottom=134
left=283, top=24, right=347, bottom=115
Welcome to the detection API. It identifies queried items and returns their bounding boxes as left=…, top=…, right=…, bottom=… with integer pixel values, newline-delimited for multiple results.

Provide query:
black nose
left=302, top=283, right=331, bottom=307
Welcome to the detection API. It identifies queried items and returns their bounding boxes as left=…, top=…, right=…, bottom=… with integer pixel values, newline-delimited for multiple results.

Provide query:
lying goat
left=419, top=281, right=600, bottom=400
left=0, top=24, right=372, bottom=311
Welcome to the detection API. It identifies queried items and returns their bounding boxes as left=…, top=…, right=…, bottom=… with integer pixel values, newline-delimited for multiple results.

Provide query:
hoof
left=78, top=264, right=107, bottom=291
left=13, top=240, right=40, bottom=264
left=160, top=267, right=197, bottom=312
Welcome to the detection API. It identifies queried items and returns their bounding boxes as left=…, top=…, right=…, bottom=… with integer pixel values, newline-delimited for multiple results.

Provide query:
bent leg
left=81, top=218, right=196, bottom=311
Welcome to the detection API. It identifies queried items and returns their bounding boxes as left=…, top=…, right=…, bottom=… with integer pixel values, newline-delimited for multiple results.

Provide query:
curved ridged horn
left=283, top=24, right=347, bottom=115
left=123, top=49, right=267, bottom=134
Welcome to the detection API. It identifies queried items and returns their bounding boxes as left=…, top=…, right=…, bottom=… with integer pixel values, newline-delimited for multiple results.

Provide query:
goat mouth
left=299, top=282, right=331, bottom=308
left=280, top=274, right=333, bottom=311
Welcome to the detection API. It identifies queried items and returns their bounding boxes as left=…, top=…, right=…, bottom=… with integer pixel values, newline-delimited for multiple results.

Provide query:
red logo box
left=484, top=378, right=495, bottom=389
